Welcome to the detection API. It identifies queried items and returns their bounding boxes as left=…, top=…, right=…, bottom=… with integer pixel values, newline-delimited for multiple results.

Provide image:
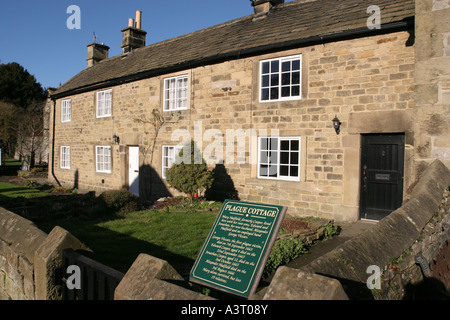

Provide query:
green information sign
left=190, top=200, right=287, bottom=298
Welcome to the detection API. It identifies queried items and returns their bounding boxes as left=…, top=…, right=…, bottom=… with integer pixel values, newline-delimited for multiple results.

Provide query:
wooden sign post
left=190, top=200, right=287, bottom=299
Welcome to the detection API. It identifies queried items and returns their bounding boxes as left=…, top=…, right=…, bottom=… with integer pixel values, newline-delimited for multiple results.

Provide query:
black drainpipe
left=50, top=98, right=61, bottom=187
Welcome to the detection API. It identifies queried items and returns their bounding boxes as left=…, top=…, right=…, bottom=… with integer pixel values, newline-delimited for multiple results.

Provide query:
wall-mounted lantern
left=332, top=115, right=341, bottom=135
left=113, top=134, right=120, bottom=144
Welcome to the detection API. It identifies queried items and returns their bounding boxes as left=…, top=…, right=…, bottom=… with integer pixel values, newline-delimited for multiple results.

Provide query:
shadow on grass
left=51, top=217, right=196, bottom=276
left=0, top=190, right=195, bottom=276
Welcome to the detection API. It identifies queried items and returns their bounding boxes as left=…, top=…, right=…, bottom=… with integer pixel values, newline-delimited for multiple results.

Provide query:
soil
left=281, top=218, right=309, bottom=233
left=151, top=197, right=186, bottom=209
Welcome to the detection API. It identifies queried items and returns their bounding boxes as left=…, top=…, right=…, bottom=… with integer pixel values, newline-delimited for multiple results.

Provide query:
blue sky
left=0, top=0, right=268, bottom=89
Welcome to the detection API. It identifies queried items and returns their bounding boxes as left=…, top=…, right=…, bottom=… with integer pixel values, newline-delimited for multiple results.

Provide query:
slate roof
left=52, top=0, right=415, bottom=98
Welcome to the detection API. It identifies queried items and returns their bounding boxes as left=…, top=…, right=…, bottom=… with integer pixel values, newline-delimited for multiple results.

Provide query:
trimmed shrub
left=100, top=189, right=140, bottom=214
left=166, top=141, right=213, bottom=203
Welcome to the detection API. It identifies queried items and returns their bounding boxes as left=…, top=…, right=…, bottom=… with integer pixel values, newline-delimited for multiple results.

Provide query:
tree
left=0, top=101, right=18, bottom=156
left=13, top=101, right=46, bottom=168
left=0, top=62, right=46, bottom=108
left=0, top=62, right=47, bottom=163
left=166, top=141, right=213, bottom=203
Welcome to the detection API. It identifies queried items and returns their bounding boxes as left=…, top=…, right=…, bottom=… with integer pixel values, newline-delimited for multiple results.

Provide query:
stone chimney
left=86, top=42, right=110, bottom=67
left=251, top=0, right=284, bottom=15
left=121, top=10, right=147, bottom=54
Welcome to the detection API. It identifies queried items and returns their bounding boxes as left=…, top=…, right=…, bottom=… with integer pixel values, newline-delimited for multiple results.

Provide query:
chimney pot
left=135, top=10, right=142, bottom=29
left=121, top=10, right=146, bottom=54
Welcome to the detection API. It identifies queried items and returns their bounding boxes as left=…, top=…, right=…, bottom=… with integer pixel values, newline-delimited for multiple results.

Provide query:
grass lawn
left=36, top=207, right=219, bottom=275
left=0, top=181, right=49, bottom=198
left=0, top=180, right=219, bottom=275
left=0, top=179, right=324, bottom=283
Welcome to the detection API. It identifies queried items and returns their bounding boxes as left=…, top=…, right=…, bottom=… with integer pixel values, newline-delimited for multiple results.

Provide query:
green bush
left=99, top=189, right=140, bottom=214
left=263, top=238, right=307, bottom=279
left=166, top=141, right=213, bottom=203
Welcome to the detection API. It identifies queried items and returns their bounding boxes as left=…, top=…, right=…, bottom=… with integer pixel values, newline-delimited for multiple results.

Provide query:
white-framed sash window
left=61, top=99, right=71, bottom=122
left=260, top=55, right=302, bottom=102
left=162, top=145, right=183, bottom=179
left=163, top=75, right=188, bottom=111
left=96, top=89, right=112, bottom=118
left=60, top=146, right=70, bottom=169
left=258, top=137, right=301, bottom=181
left=96, top=146, right=112, bottom=173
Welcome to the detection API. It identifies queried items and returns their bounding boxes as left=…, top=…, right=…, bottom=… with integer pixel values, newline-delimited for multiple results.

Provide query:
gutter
left=50, top=17, right=414, bottom=100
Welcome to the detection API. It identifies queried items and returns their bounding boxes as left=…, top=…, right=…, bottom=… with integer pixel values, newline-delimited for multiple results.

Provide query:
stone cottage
left=48, top=0, right=450, bottom=222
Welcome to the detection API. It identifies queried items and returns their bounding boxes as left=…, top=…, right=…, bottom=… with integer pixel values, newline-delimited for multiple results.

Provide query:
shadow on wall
left=130, top=163, right=238, bottom=204
left=205, top=163, right=239, bottom=202
left=135, top=164, right=172, bottom=204
left=74, top=169, right=79, bottom=190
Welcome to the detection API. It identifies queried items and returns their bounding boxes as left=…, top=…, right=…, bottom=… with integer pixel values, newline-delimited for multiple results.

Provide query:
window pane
left=281, top=73, right=291, bottom=86
left=282, top=61, right=291, bottom=72
left=280, top=165, right=289, bottom=176
left=269, top=138, right=278, bottom=150
left=269, top=165, right=278, bottom=177
left=260, top=138, right=268, bottom=150
left=269, top=151, right=278, bottom=164
left=270, top=60, right=279, bottom=73
left=292, top=86, right=300, bottom=96
left=281, top=87, right=290, bottom=97
left=270, top=74, right=279, bottom=86
left=262, top=62, right=270, bottom=74
left=260, top=151, right=268, bottom=164
left=280, top=152, right=289, bottom=164
left=261, top=88, right=270, bottom=101
left=270, top=88, right=279, bottom=100
left=292, top=72, right=300, bottom=85
left=260, top=164, right=268, bottom=176
left=291, top=140, right=299, bottom=151
left=290, top=166, right=299, bottom=177
left=280, top=140, right=290, bottom=151
left=290, top=152, right=299, bottom=165
left=292, top=59, right=300, bottom=70
left=262, top=75, right=270, bottom=87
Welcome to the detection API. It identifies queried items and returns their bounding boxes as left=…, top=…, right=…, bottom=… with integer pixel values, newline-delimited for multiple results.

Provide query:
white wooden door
left=128, top=146, right=139, bottom=197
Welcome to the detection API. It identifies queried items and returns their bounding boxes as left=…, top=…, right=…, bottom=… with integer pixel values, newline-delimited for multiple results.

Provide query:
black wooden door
left=360, top=134, right=405, bottom=220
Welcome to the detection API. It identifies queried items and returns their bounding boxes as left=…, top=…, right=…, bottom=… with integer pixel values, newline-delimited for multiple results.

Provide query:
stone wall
left=265, top=160, right=450, bottom=299
left=50, top=30, right=415, bottom=222
left=0, top=208, right=87, bottom=300
left=414, top=0, right=450, bottom=177
left=0, top=207, right=47, bottom=300
left=2, top=160, right=449, bottom=300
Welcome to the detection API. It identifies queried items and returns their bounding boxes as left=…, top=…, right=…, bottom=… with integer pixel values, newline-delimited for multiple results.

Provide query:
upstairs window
left=96, top=89, right=112, bottom=118
left=163, top=75, right=188, bottom=111
left=96, top=146, right=111, bottom=173
left=258, top=137, right=301, bottom=181
left=61, top=99, right=71, bottom=122
left=260, top=55, right=302, bottom=102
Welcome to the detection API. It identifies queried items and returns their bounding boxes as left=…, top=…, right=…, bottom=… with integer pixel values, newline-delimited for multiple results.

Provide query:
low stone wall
left=2, top=160, right=449, bottom=300
left=264, top=160, right=450, bottom=299
left=0, top=207, right=87, bottom=300
left=0, top=208, right=47, bottom=300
